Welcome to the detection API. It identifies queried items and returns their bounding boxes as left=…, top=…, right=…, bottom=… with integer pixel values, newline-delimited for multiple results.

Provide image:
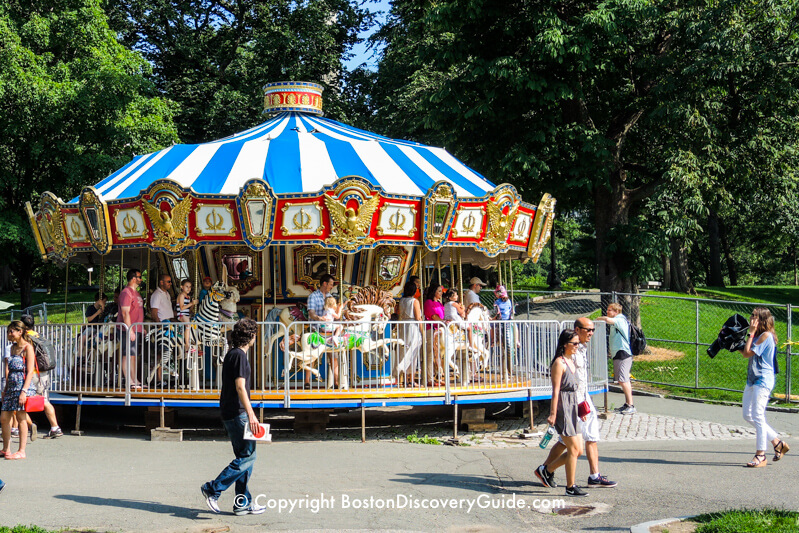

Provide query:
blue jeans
left=205, top=413, right=257, bottom=508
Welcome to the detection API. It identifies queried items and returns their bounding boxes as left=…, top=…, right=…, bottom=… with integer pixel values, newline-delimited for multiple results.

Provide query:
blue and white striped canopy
left=78, top=112, right=496, bottom=202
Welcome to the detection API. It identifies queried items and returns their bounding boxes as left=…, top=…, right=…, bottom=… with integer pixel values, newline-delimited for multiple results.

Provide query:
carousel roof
left=76, top=112, right=495, bottom=203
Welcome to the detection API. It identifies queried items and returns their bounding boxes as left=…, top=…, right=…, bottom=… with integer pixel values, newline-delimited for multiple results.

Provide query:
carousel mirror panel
left=213, top=246, right=262, bottom=293
left=293, top=245, right=346, bottom=291
left=370, top=246, right=409, bottom=291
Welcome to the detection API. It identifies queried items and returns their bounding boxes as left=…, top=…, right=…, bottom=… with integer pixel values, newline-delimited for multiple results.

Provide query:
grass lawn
left=696, top=285, right=799, bottom=306
left=0, top=290, right=96, bottom=309
left=692, top=508, right=799, bottom=533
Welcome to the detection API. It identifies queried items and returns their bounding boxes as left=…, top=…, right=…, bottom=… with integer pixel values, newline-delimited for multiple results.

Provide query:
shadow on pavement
left=390, top=473, right=553, bottom=496
left=54, top=494, right=210, bottom=519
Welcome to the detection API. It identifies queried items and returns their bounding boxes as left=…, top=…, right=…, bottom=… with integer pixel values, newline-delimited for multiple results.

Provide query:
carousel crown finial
left=262, top=81, right=324, bottom=116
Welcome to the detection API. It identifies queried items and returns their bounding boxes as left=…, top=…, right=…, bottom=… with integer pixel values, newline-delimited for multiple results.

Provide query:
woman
left=1, top=320, right=37, bottom=460
left=396, top=282, right=423, bottom=387
left=741, top=307, right=789, bottom=467
left=538, top=329, right=587, bottom=497
left=423, top=282, right=445, bottom=386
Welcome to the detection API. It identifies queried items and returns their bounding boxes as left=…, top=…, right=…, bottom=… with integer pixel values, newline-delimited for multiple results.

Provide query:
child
left=321, top=296, right=343, bottom=340
left=176, top=279, right=200, bottom=322
left=443, top=289, right=466, bottom=326
left=198, top=276, right=212, bottom=304
left=176, top=279, right=199, bottom=354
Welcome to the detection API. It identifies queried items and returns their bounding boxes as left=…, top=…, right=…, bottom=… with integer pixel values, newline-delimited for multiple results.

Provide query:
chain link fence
left=0, top=302, right=93, bottom=325
left=508, top=289, right=796, bottom=403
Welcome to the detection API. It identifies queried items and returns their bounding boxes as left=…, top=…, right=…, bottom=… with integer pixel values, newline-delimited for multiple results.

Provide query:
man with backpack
left=20, top=315, right=63, bottom=438
left=598, top=303, right=636, bottom=415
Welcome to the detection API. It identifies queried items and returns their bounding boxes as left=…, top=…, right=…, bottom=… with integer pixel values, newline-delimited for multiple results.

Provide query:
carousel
left=24, top=81, right=577, bottom=413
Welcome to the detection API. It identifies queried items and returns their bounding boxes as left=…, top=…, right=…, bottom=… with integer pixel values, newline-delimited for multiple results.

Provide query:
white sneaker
left=234, top=502, right=266, bottom=515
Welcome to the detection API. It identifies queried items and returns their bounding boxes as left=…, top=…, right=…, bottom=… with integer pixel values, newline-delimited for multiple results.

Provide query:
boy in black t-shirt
left=200, top=318, right=265, bottom=515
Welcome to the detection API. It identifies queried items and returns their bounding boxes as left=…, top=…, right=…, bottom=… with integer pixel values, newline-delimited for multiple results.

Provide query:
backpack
left=629, top=324, right=647, bottom=356
left=30, top=335, right=57, bottom=372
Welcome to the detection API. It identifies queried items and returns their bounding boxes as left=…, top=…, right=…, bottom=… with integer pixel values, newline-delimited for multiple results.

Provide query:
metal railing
left=0, top=317, right=608, bottom=407
left=511, top=290, right=796, bottom=402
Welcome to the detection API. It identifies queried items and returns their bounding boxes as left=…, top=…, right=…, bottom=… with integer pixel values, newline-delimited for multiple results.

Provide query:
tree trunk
left=594, top=176, right=638, bottom=316
left=668, top=237, right=696, bottom=295
left=13, top=252, right=36, bottom=309
left=547, top=218, right=561, bottom=290
left=719, top=219, right=738, bottom=286
left=661, top=254, right=671, bottom=290
left=707, top=209, right=724, bottom=287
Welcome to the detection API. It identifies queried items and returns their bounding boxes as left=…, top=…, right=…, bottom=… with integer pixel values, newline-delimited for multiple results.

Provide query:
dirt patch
left=636, top=346, right=686, bottom=362
left=650, top=519, right=699, bottom=532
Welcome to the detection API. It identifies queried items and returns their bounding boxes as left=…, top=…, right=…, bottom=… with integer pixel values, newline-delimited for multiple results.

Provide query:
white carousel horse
left=438, top=303, right=492, bottom=385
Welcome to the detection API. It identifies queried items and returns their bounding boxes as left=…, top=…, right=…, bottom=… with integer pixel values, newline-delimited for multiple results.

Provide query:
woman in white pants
left=741, top=307, right=789, bottom=467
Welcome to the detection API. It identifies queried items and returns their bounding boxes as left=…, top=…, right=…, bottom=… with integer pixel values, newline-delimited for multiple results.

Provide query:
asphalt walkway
left=0, top=392, right=796, bottom=532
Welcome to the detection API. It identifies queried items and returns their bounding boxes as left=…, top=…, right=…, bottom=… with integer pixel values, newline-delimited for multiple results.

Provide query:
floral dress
left=2, top=346, right=34, bottom=412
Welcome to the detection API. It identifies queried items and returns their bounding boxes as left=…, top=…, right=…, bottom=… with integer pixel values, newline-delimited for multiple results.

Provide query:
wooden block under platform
left=145, top=406, right=175, bottom=431
left=290, top=409, right=333, bottom=434
left=465, top=422, right=498, bottom=432
left=150, top=428, right=183, bottom=441
left=460, top=408, right=485, bottom=425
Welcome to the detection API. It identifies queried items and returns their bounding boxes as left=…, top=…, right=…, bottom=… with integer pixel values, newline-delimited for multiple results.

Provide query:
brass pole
left=339, top=251, right=344, bottom=304
left=448, top=249, right=454, bottom=291
left=457, top=248, right=463, bottom=304
left=436, top=250, right=442, bottom=287
left=261, top=249, right=266, bottom=314
left=120, top=248, right=124, bottom=289
left=99, top=254, right=105, bottom=296
left=146, top=249, right=151, bottom=298
left=509, top=256, right=515, bottom=305
left=273, top=247, right=278, bottom=306
left=193, top=249, right=200, bottom=299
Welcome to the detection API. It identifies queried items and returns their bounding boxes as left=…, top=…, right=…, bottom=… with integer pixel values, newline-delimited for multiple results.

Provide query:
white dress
left=396, top=297, right=421, bottom=376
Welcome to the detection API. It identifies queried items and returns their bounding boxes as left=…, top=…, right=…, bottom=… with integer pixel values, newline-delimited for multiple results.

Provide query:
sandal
left=773, top=440, right=790, bottom=462
left=6, top=451, right=26, bottom=460
left=746, top=453, right=767, bottom=468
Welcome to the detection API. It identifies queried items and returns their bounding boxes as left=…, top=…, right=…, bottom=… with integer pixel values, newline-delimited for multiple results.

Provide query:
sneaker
left=0, top=480, right=5, bottom=496
left=234, top=503, right=266, bottom=516
left=47, top=428, right=63, bottom=439
left=565, top=485, right=589, bottom=497
left=546, top=468, right=558, bottom=488
left=587, top=474, right=617, bottom=488
left=10, top=428, right=18, bottom=438
left=535, top=464, right=553, bottom=488
left=614, top=404, right=629, bottom=413
left=200, top=484, right=220, bottom=514
left=621, top=405, right=637, bottom=415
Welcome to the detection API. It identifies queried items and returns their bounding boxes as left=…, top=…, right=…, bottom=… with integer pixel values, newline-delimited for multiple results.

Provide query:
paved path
left=0, top=392, right=796, bottom=532
left=513, top=292, right=602, bottom=323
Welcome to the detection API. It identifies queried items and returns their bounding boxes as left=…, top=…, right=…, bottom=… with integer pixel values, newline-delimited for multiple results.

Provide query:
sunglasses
left=577, top=326, right=595, bottom=332
left=566, top=341, right=581, bottom=345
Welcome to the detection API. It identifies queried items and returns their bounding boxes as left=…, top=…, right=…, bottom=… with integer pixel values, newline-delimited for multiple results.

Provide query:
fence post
left=43, top=303, right=48, bottom=325
left=526, top=291, right=530, bottom=318
left=695, top=299, right=700, bottom=390
left=612, top=291, right=618, bottom=304
left=787, top=304, right=792, bottom=402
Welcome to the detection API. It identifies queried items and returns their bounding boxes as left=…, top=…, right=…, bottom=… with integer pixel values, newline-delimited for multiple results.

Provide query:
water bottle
left=539, top=426, right=556, bottom=449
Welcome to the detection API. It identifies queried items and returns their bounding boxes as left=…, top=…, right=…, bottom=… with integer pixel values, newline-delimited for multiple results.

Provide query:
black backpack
left=629, top=324, right=647, bottom=356
left=30, top=335, right=57, bottom=372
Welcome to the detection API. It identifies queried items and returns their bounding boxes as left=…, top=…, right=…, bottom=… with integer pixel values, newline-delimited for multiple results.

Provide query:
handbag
left=24, top=394, right=45, bottom=413
left=577, top=399, right=591, bottom=418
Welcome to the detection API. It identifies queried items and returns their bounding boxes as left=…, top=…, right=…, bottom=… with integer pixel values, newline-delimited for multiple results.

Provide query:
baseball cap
left=469, top=277, right=487, bottom=286
left=203, top=276, right=212, bottom=282
left=495, top=285, right=508, bottom=298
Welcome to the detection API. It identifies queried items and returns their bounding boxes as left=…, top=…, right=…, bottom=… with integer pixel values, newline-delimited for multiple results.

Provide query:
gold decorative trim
left=481, top=188, right=520, bottom=256
left=38, top=192, right=72, bottom=263
left=240, top=181, right=274, bottom=248
left=79, top=187, right=113, bottom=254
left=376, top=203, right=417, bottom=237
left=280, top=201, right=323, bottom=236
left=324, top=190, right=380, bottom=250
left=424, top=182, right=456, bottom=250
left=114, top=206, right=150, bottom=241
left=527, top=193, right=557, bottom=262
left=25, top=202, right=47, bottom=259
left=370, top=246, right=409, bottom=291
left=194, top=203, right=237, bottom=237
left=141, top=184, right=196, bottom=251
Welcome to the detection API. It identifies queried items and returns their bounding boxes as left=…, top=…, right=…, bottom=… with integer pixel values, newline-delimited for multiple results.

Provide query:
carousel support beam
left=146, top=249, right=151, bottom=298
left=509, top=257, right=515, bottom=308
left=436, top=250, right=442, bottom=287
left=194, top=249, right=200, bottom=299
left=453, top=400, right=458, bottom=439
left=272, top=247, right=278, bottom=306
left=100, top=254, right=105, bottom=296
left=361, top=397, right=366, bottom=443
left=71, top=394, right=84, bottom=436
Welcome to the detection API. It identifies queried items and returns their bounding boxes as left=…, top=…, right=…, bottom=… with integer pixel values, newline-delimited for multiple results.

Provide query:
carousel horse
left=75, top=322, right=122, bottom=387
left=438, top=303, right=492, bottom=385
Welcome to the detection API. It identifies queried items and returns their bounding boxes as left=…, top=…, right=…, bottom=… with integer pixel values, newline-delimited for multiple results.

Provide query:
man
left=537, top=317, right=617, bottom=489
left=21, top=315, right=63, bottom=438
left=463, top=277, right=486, bottom=307
left=118, top=269, right=145, bottom=389
left=201, top=318, right=265, bottom=516
left=150, top=274, right=174, bottom=323
left=598, top=303, right=635, bottom=414
left=305, top=273, right=336, bottom=388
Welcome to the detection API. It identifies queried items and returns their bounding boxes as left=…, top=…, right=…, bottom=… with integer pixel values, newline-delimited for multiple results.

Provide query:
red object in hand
left=253, top=424, right=266, bottom=438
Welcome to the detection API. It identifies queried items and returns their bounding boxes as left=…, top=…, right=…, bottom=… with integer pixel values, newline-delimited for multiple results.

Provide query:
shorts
left=613, top=356, right=632, bottom=383
left=558, top=396, right=599, bottom=444
left=121, top=332, right=143, bottom=357
left=31, top=372, right=51, bottom=399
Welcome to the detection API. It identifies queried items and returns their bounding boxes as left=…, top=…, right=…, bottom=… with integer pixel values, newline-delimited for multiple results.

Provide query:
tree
left=368, top=0, right=799, bottom=301
left=104, top=0, right=373, bottom=142
left=0, top=0, right=179, bottom=308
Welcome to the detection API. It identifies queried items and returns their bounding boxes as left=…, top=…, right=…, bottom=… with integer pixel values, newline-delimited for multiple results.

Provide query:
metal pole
left=436, top=250, right=442, bottom=286
left=695, top=299, right=700, bottom=390
left=457, top=248, right=464, bottom=304
left=453, top=400, right=458, bottom=439
left=273, top=247, right=278, bottom=306
left=361, top=398, right=366, bottom=443
left=787, top=304, right=792, bottom=402
left=509, top=256, right=515, bottom=316
left=120, top=248, right=124, bottom=290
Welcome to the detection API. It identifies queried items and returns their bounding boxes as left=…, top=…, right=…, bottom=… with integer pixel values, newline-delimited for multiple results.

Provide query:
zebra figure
left=191, top=279, right=230, bottom=348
